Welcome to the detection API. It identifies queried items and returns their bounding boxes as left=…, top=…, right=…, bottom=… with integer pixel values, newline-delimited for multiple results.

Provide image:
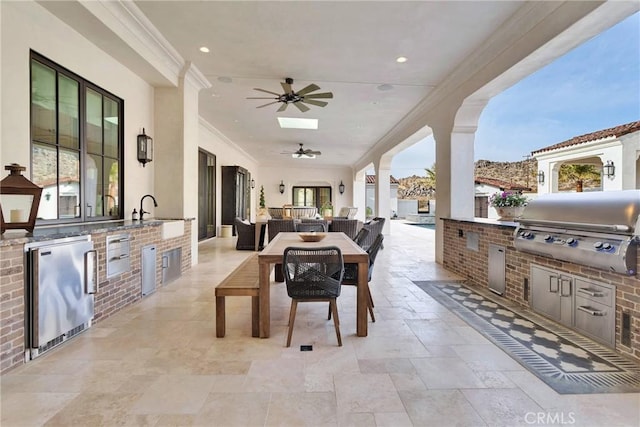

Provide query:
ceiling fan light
left=396, top=56, right=408, bottom=63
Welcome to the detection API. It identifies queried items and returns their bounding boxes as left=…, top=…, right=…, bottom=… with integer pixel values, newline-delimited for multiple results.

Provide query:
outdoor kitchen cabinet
left=530, top=264, right=616, bottom=347
left=530, top=265, right=574, bottom=328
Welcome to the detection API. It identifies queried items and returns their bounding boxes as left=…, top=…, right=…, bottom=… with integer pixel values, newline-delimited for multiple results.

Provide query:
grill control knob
left=544, top=235, right=553, bottom=242
left=602, top=243, right=612, bottom=251
left=566, top=238, right=576, bottom=246
left=594, top=241, right=603, bottom=249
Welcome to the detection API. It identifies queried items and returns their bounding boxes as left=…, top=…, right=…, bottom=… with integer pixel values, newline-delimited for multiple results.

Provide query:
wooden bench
left=215, top=253, right=261, bottom=338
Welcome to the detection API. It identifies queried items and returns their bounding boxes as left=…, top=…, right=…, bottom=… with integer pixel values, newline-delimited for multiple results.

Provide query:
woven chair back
left=283, top=246, right=344, bottom=299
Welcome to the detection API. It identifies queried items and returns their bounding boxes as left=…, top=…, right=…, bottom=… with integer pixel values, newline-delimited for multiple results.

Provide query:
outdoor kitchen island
left=442, top=214, right=640, bottom=364
left=0, top=219, right=193, bottom=373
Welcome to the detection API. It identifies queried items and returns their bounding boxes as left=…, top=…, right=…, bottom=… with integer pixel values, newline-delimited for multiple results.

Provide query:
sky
left=390, top=11, right=640, bottom=179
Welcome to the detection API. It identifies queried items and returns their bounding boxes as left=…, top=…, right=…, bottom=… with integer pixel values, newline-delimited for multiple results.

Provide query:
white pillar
left=450, top=131, right=476, bottom=220
left=373, top=161, right=391, bottom=234
left=353, top=170, right=367, bottom=222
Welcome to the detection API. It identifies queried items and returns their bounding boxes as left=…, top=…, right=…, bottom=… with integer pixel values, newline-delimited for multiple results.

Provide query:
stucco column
left=373, top=162, right=391, bottom=234
left=154, top=63, right=209, bottom=265
left=353, top=170, right=367, bottom=222
left=449, top=130, right=476, bottom=220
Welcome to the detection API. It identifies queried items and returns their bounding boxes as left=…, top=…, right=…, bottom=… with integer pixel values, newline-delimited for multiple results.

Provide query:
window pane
left=103, top=97, right=119, bottom=158
left=31, top=61, right=56, bottom=144
left=86, top=154, right=103, bottom=217
left=104, top=159, right=119, bottom=217
left=58, top=74, right=79, bottom=149
left=32, top=143, right=58, bottom=220
left=86, top=88, right=102, bottom=154
left=59, top=149, right=80, bottom=218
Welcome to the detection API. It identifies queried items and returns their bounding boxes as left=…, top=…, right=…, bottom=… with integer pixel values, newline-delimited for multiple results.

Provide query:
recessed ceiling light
left=199, top=46, right=210, bottom=53
left=377, top=84, right=394, bottom=91
left=396, top=56, right=408, bottom=63
left=217, top=76, right=232, bottom=83
left=277, top=117, right=318, bottom=130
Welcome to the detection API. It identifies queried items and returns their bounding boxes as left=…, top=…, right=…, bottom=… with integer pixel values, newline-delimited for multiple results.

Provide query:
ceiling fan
left=282, top=143, right=322, bottom=159
left=247, top=77, right=333, bottom=112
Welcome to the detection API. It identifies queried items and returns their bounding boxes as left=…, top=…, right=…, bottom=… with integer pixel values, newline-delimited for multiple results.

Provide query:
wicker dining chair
left=282, top=246, right=344, bottom=347
left=329, top=233, right=384, bottom=323
left=352, top=227, right=370, bottom=246
left=295, top=221, right=327, bottom=232
left=328, top=218, right=361, bottom=239
left=361, top=217, right=385, bottom=250
left=267, top=219, right=297, bottom=282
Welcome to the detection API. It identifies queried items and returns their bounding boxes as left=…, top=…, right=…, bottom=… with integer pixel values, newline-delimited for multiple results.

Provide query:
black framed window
left=292, top=186, right=331, bottom=210
left=30, top=51, right=123, bottom=223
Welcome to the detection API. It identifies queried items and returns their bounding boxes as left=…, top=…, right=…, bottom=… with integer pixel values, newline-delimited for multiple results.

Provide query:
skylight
left=277, top=117, right=318, bottom=130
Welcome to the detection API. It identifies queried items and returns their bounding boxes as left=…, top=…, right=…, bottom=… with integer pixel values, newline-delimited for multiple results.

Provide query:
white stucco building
left=533, top=121, right=640, bottom=194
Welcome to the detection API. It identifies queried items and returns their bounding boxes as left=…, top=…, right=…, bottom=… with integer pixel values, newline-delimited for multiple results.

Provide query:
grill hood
left=519, top=190, right=640, bottom=235
left=515, top=190, right=640, bottom=275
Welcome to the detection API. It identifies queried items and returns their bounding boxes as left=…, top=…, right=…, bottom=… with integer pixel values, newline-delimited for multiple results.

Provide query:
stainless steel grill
left=514, top=190, right=640, bottom=275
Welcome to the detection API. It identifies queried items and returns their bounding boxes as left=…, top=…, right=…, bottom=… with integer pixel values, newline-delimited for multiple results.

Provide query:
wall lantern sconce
left=604, top=160, right=615, bottom=178
left=137, top=128, right=153, bottom=167
left=278, top=180, right=285, bottom=194
left=537, top=170, right=545, bottom=184
left=0, top=164, right=43, bottom=234
left=250, top=179, right=255, bottom=189
left=338, top=180, right=345, bottom=194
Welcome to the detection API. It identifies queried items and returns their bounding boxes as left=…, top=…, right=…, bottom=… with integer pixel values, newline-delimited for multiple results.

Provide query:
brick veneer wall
left=0, top=220, right=192, bottom=373
left=442, top=218, right=640, bottom=362
left=0, top=245, right=26, bottom=372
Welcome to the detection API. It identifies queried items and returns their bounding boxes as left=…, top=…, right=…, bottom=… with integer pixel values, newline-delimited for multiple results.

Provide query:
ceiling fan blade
left=257, top=101, right=280, bottom=108
left=253, top=88, right=281, bottom=96
left=301, top=99, right=328, bottom=107
left=306, top=150, right=321, bottom=155
left=277, top=103, right=288, bottom=112
left=281, top=81, right=293, bottom=94
left=293, top=102, right=310, bottom=112
left=296, top=83, right=320, bottom=96
left=247, top=96, right=278, bottom=99
left=303, top=92, right=333, bottom=99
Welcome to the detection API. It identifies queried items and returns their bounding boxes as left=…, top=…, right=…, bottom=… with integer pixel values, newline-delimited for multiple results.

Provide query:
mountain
left=397, top=158, right=538, bottom=200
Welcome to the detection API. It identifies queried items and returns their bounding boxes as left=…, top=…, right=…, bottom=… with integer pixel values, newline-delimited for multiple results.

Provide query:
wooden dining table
left=257, top=232, right=370, bottom=338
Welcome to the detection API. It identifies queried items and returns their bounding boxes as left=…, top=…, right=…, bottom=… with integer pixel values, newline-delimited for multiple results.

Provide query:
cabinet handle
left=577, top=306, right=605, bottom=317
left=85, top=250, right=98, bottom=294
left=577, top=288, right=603, bottom=298
left=560, top=278, right=572, bottom=297
left=549, top=275, right=559, bottom=293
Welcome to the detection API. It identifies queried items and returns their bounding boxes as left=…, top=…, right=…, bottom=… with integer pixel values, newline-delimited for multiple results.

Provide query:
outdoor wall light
left=604, top=160, right=615, bottom=178
left=537, top=170, right=545, bottom=184
left=0, top=163, right=43, bottom=234
left=137, top=128, right=153, bottom=167
left=250, top=179, right=255, bottom=189
left=278, top=180, right=285, bottom=194
left=338, top=180, right=345, bottom=194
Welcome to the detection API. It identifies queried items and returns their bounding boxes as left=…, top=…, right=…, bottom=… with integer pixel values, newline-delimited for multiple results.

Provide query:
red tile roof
left=532, top=120, right=640, bottom=155
left=475, top=176, right=530, bottom=191
left=366, top=175, right=400, bottom=184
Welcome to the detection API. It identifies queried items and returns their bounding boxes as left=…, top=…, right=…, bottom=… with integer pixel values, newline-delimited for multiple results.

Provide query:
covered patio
left=2, top=221, right=638, bottom=426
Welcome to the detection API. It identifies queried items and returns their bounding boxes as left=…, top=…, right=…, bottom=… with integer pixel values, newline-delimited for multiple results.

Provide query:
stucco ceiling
left=39, top=1, right=555, bottom=169
left=132, top=1, right=528, bottom=168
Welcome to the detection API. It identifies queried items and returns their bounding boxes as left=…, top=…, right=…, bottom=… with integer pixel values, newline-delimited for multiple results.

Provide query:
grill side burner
left=514, top=190, right=640, bottom=275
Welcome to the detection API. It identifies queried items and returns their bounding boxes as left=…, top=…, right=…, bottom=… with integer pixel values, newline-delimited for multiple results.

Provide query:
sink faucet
left=139, top=194, right=158, bottom=220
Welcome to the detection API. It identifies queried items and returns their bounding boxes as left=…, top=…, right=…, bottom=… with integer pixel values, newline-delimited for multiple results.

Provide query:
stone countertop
left=0, top=218, right=193, bottom=247
left=443, top=217, right=520, bottom=228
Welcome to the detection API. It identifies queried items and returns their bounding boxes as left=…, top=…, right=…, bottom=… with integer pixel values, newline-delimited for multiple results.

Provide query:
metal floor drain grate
left=300, top=345, right=313, bottom=351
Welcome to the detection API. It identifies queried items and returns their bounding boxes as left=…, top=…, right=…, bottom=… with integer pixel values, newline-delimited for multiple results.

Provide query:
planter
left=256, top=207, right=268, bottom=221
left=323, top=208, right=333, bottom=219
left=494, top=206, right=525, bottom=220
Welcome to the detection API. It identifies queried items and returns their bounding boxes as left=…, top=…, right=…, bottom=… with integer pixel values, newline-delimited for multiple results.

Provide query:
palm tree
left=424, top=164, right=436, bottom=190
left=558, top=164, right=601, bottom=192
